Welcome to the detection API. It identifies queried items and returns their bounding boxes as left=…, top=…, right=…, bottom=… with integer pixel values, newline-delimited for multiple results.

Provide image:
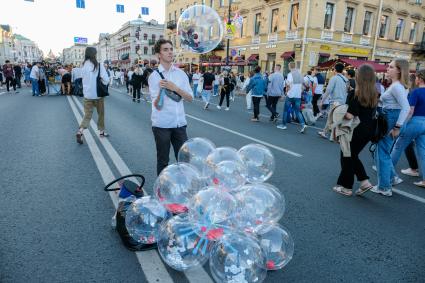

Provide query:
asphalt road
left=0, top=85, right=424, bottom=283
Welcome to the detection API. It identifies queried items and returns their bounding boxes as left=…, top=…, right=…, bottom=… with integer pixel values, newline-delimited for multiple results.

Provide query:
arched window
left=143, top=33, right=148, bottom=40
left=144, top=46, right=148, bottom=55
left=152, top=34, right=156, bottom=40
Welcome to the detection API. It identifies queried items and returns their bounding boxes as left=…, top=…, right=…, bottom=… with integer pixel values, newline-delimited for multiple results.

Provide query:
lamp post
left=225, top=1, right=232, bottom=66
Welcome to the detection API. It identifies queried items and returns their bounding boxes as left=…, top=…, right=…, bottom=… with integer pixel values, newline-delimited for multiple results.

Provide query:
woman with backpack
left=332, top=64, right=378, bottom=196
left=371, top=59, right=411, bottom=197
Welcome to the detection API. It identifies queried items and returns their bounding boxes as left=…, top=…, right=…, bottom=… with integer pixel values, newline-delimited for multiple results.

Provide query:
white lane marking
left=67, top=97, right=175, bottom=283
left=393, top=189, right=425, bottom=204
left=71, top=96, right=214, bottom=283
left=186, top=114, right=302, bottom=157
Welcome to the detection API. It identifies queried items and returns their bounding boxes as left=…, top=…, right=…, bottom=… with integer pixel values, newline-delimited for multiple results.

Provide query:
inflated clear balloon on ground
left=177, top=5, right=224, bottom=54
left=157, top=214, right=212, bottom=271
left=238, top=144, right=275, bottom=183
left=188, top=186, right=238, bottom=235
left=205, top=147, right=244, bottom=178
left=177, top=137, right=216, bottom=178
left=235, top=183, right=285, bottom=232
left=210, top=233, right=267, bottom=283
left=255, top=224, right=294, bottom=270
left=154, top=163, right=204, bottom=214
left=208, top=160, right=247, bottom=191
left=125, top=196, right=171, bottom=244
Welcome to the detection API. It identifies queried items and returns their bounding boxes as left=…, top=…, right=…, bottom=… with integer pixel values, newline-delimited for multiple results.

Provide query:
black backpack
left=104, top=174, right=157, bottom=251
left=369, top=111, right=389, bottom=155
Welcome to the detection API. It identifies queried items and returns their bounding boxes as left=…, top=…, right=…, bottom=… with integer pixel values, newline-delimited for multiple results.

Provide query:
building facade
left=62, top=44, right=87, bottom=66
left=0, top=25, right=42, bottom=64
left=165, top=0, right=425, bottom=74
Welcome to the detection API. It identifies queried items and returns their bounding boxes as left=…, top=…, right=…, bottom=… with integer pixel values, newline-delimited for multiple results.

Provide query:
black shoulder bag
left=97, top=64, right=109, bottom=97
left=155, top=70, right=182, bottom=102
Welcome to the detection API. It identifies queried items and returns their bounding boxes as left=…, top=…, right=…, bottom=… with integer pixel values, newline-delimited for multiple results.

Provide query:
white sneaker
left=300, top=125, right=307, bottom=133
left=392, top=176, right=403, bottom=186
left=370, top=186, right=392, bottom=197
left=372, top=165, right=377, bottom=172
left=203, top=103, right=209, bottom=109
left=216, top=105, right=221, bottom=110
left=225, top=107, right=230, bottom=111
left=401, top=168, right=420, bottom=177
left=277, top=125, right=287, bottom=130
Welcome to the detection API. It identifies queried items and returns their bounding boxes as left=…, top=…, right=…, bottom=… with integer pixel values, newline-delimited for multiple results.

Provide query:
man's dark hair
left=5, top=60, right=10, bottom=63
left=276, top=64, right=281, bottom=68
left=254, top=66, right=261, bottom=73
left=307, top=70, right=312, bottom=75
left=334, top=63, right=344, bottom=73
left=154, top=39, right=173, bottom=54
left=347, top=69, right=355, bottom=78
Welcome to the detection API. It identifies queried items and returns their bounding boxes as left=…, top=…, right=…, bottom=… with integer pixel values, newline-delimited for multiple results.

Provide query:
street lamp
left=225, top=0, right=239, bottom=67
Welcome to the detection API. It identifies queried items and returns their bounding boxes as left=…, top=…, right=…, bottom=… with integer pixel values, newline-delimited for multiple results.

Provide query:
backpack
left=369, top=111, right=389, bottom=155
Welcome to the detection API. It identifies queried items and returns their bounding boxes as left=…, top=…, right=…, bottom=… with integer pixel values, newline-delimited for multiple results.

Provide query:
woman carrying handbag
left=76, top=47, right=110, bottom=144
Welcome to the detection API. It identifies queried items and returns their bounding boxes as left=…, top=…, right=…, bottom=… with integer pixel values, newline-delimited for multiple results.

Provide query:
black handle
left=104, top=174, right=145, bottom=192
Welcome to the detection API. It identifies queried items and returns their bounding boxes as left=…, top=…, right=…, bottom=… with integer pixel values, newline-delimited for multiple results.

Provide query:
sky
left=0, top=0, right=165, bottom=56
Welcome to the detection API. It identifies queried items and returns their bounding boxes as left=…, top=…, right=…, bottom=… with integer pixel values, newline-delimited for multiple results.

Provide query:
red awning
left=339, top=58, right=387, bottom=73
left=317, top=59, right=337, bottom=69
left=247, top=54, right=259, bottom=62
left=233, top=56, right=245, bottom=62
left=319, top=53, right=330, bottom=57
left=281, top=51, right=295, bottom=59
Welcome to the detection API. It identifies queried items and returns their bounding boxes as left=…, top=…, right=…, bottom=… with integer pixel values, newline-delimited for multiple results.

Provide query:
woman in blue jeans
left=371, top=59, right=411, bottom=197
left=391, top=69, right=425, bottom=188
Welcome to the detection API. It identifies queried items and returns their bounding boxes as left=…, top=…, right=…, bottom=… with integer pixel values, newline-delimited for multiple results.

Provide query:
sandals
left=100, top=131, right=109, bottom=137
left=332, top=186, right=352, bottom=196
left=76, top=131, right=83, bottom=144
left=355, top=184, right=373, bottom=196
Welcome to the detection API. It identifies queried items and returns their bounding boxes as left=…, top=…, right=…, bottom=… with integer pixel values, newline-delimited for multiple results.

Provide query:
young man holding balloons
left=148, top=39, right=194, bottom=175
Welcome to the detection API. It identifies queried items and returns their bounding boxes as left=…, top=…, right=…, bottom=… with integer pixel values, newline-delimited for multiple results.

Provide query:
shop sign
left=265, top=44, right=277, bottom=49
left=238, top=47, right=246, bottom=51
left=250, top=46, right=259, bottom=50
left=375, top=49, right=410, bottom=60
left=339, top=47, right=369, bottom=55
left=320, top=45, right=331, bottom=51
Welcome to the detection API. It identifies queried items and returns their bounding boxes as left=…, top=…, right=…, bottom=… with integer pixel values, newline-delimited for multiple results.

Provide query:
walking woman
left=371, top=59, right=410, bottom=196
left=76, top=47, right=110, bottom=144
left=242, top=71, right=254, bottom=110
left=217, top=71, right=231, bottom=111
left=390, top=69, right=425, bottom=188
left=333, top=64, right=378, bottom=196
left=131, top=65, right=143, bottom=102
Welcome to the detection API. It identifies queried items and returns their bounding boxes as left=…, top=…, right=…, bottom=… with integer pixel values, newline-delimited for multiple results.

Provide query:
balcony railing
left=341, top=33, right=352, bottom=43
left=285, top=30, right=298, bottom=40
left=167, top=20, right=176, bottom=30
left=360, top=36, right=371, bottom=46
left=321, top=30, right=333, bottom=41
left=252, top=35, right=261, bottom=44
left=268, top=33, right=278, bottom=43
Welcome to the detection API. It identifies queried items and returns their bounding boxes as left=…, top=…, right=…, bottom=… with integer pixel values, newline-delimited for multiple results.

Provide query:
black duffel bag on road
left=97, top=63, right=109, bottom=97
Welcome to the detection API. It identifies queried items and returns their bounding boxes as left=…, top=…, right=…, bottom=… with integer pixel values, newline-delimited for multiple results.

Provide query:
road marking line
left=186, top=114, right=302, bottom=157
left=71, top=96, right=214, bottom=283
left=393, top=189, right=425, bottom=204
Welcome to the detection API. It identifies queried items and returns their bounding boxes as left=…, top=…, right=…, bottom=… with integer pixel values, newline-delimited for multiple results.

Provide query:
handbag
left=155, top=70, right=182, bottom=102
left=97, top=63, right=109, bottom=97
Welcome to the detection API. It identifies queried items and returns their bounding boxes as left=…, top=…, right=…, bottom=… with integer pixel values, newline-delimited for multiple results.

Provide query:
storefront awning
left=319, top=53, right=330, bottom=58
left=339, top=58, right=387, bottom=73
left=247, top=54, right=259, bottom=62
left=280, top=51, right=295, bottom=59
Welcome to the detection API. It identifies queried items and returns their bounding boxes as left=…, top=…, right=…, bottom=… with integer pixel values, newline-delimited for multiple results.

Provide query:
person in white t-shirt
left=75, top=47, right=110, bottom=144
left=192, top=69, right=201, bottom=98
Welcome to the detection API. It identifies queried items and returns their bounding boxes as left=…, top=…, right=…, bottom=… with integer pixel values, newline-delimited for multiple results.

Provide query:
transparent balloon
left=177, top=137, right=216, bottom=178
left=188, top=187, right=238, bottom=236
left=154, top=163, right=204, bottom=214
left=208, top=160, right=247, bottom=191
left=235, top=183, right=285, bottom=233
left=204, top=147, right=244, bottom=178
left=125, top=196, right=171, bottom=244
left=210, top=233, right=267, bottom=283
left=255, top=224, right=294, bottom=270
left=238, top=144, right=275, bottom=183
left=177, top=5, right=224, bottom=54
left=157, top=214, right=213, bottom=271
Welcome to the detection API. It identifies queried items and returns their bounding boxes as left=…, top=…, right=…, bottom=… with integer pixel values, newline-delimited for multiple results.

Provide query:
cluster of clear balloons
left=125, top=137, right=294, bottom=282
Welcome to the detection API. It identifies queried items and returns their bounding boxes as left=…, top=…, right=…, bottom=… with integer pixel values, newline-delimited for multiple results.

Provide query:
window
left=174, top=11, right=177, bottom=21
left=151, top=47, right=155, bottom=54
left=152, top=34, right=156, bottom=40
left=409, top=22, right=417, bottom=43
left=324, top=3, right=334, bottom=30
left=76, top=0, right=85, bottom=9
left=240, top=16, right=247, bottom=37
left=143, top=33, right=148, bottom=40
left=202, top=0, right=205, bottom=13
left=219, top=0, right=224, bottom=7
left=169, top=12, right=171, bottom=21
left=160, top=35, right=164, bottom=39
left=362, top=11, right=372, bottom=35
left=289, top=3, right=299, bottom=30
left=270, top=9, right=279, bottom=33
left=210, top=0, right=214, bottom=7
left=144, top=47, right=148, bottom=55
left=116, top=4, right=124, bottom=13
left=379, top=15, right=388, bottom=38
left=395, top=18, right=404, bottom=41
left=344, top=7, right=354, bottom=33
left=254, top=13, right=261, bottom=35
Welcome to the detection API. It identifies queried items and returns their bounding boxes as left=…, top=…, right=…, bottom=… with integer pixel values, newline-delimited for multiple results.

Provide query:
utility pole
left=225, top=1, right=232, bottom=66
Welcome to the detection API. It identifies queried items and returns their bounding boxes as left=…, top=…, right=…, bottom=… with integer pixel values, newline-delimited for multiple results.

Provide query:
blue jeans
left=31, top=78, right=39, bottom=96
left=201, top=89, right=212, bottom=104
left=375, top=109, right=401, bottom=191
left=391, top=116, right=425, bottom=180
left=213, top=85, right=219, bottom=96
left=193, top=84, right=198, bottom=97
left=282, top=97, right=305, bottom=126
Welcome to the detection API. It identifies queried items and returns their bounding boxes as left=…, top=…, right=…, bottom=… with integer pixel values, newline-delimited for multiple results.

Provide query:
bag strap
left=156, top=69, right=165, bottom=80
left=97, top=63, right=100, bottom=78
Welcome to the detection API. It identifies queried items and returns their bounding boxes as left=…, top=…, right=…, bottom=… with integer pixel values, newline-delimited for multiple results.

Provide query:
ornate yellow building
left=165, top=0, right=425, bottom=74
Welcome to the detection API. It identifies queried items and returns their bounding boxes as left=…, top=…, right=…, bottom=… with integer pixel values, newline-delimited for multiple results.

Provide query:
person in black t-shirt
left=201, top=69, right=215, bottom=109
left=346, top=69, right=356, bottom=103
left=333, top=64, right=378, bottom=196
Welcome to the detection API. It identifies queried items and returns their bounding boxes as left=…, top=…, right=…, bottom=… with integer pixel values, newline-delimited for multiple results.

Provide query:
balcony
left=321, top=30, right=334, bottom=41
left=285, top=30, right=298, bottom=40
left=360, top=36, right=371, bottom=46
left=252, top=35, right=261, bottom=44
left=268, top=33, right=278, bottom=43
left=341, top=33, right=352, bottom=43
left=148, top=39, right=156, bottom=45
left=167, top=20, right=176, bottom=30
